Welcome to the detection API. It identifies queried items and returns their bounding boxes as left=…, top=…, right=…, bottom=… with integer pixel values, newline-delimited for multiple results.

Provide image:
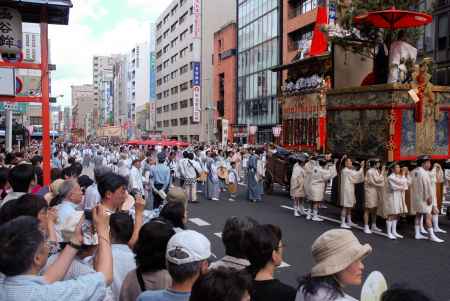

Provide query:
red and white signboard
left=272, top=126, right=282, bottom=137
left=192, top=0, right=201, bottom=39
left=249, top=126, right=258, bottom=135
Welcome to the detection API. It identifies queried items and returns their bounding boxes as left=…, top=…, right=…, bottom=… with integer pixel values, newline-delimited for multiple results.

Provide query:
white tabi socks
left=420, top=215, right=427, bottom=234
left=415, top=225, right=427, bottom=240
left=392, top=220, right=403, bottom=238
left=311, top=209, right=324, bottom=222
left=386, top=221, right=396, bottom=240
left=340, top=215, right=350, bottom=229
left=432, top=215, right=447, bottom=233
left=428, top=227, right=444, bottom=243
left=371, top=223, right=382, bottom=232
left=364, top=225, right=372, bottom=234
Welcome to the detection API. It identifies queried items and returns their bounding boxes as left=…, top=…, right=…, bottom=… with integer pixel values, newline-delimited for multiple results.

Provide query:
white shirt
left=84, top=183, right=101, bottom=210
left=129, top=166, right=144, bottom=194
left=111, top=244, right=136, bottom=301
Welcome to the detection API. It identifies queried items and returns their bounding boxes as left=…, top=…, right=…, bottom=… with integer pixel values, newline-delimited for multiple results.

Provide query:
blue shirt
left=0, top=272, right=106, bottom=301
left=137, top=289, right=191, bottom=301
left=150, top=164, right=171, bottom=191
left=56, top=201, right=79, bottom=225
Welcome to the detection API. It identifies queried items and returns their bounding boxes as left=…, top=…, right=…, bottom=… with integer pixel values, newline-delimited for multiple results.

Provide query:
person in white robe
left=363, top=159, right=385, bottom=234
left=339, top=157, right=365, bottom=229
left=410, top=156, right=444, bottom=243
left=429, top=163, right=446, bottom=233
left=308, top=158, right=336, bottom=222
left=128, top=159, right=144, bottom=195
left=290, top=158, right=306, bottom=217
left=384, top=164, right=409, bottom=240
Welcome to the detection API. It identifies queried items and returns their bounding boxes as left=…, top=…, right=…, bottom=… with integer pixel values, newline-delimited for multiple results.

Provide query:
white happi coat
left=410, top=167, right=433, bottom=214
left=428, top=165, right=444, bottom=207
left=384, top=173, right=409, bottom=215
left=309, top=165, right=337, bottom=202
left=290, top=163, right=305, bottom=198
left=364, top=168, right=385, bottom=209
left=340, top=167, right=364, bottom=208
left=303, top=160, right=315, bottom=200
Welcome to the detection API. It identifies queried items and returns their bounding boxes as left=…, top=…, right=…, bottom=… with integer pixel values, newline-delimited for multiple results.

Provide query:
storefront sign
left=192, top=85, right=201, bottom=123
left=192, top=0, right=201, bottom=39
left=249, top=125, right=257, bottom=135
left=192, top=62, right=201, bottom=86
left=221, top=119, right=229, bottom=145
left=272, top=126, right=282, bottom=137
left=0, top=7, right=22, bottom=54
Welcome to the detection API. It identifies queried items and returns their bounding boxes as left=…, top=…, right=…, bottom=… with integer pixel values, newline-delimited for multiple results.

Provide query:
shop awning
left=3, top=0, right=73, bottom=25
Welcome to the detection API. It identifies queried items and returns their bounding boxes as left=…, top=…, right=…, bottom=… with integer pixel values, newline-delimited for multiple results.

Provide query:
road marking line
left=214, top=232, right=222, bottom=238
left=281, top=205, right=389, bottom=238
left=189, top=218, right=211, bottom=226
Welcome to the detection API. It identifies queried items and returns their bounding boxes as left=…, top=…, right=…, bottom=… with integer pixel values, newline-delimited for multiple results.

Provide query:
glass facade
left=237, top=0, right=280, bottom=142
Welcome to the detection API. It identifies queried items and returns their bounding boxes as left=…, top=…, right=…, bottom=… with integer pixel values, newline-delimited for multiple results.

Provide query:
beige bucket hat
left=311, top=229, right=372, bottom=277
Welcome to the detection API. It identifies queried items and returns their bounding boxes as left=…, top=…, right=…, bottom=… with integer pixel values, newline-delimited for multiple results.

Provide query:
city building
left=213, top=22, right=237, bottom=143
left=149, top=23, right=158, bottom=130
left=434, top=0, right=450, bottom=85
left=127, top=42, right=150, bottom=138
left=63, top=107, right=71, bottom=135
left=93, top=56, right=114, bottom=127
left=71, top=84, right=96, bottom=137
left=112, top=54, right=129, bottom=129
left=237, top=0, right=281, bottom=143
left=155, top=0, right=201, bottom=142
left=202, top=0, right=236, bottom=143
left=154, top=0, right=236, bottom=142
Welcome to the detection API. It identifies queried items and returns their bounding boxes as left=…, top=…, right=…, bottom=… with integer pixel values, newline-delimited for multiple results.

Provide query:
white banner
left=222, top=119, right=229, bottom=146
left=192, top=85, right=201, bottom=122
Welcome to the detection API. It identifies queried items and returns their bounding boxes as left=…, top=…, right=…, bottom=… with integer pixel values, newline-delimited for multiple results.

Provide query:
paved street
left=186, top=183, right=450, bottom=301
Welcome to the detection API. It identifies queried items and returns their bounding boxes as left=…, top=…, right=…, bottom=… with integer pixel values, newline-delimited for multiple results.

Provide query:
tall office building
left=155, top=0, right=201, bottom=142
left=71, top=84, right=95, bottom=136
left=93, top=56, right=114, bottom=127
left=149, top=23, right=158, bottom=130
left=112, top=54, right=129, bottom=128
left=237, top=0, right=281, bottom=143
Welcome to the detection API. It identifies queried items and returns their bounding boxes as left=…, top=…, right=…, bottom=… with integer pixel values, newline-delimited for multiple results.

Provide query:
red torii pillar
left=0, top=7, right=51, bottom=185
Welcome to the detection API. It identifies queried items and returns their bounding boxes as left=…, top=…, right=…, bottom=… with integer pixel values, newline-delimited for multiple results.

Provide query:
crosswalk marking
left=281, top=205, right=389, bottom=238
left=189, top=218, right=211, bottom=226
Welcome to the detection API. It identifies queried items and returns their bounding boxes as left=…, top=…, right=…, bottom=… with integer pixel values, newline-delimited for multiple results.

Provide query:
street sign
left=0, top=101, right=27, bottom=113
left=0, top=68, right=15, bottom=96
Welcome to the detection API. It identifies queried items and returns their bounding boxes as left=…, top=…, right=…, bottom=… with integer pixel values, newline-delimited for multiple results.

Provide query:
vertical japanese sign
left=192, top=0, right=202, bottom=123
left=149, top=52, right=156, bottom=99
left=0, top=7, right=22, bottom=54
left=222, top=119, right=229, bottom=146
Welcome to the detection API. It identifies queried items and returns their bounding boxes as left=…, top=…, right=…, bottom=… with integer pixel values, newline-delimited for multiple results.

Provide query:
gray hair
left=59, top=179, right=79, bottom=200
left=94, top=166, right=111, bottom=182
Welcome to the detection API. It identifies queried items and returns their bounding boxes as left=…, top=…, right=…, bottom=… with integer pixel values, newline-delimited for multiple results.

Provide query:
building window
left=163, top=74, right=170, bottom=83
left=180, top=64, right=189, bottom=74
left=157, top=107, right=162, bottom=113
left=156, top=50, right=162, bottom=59
left=180, top=99, right=188, bottom=108
left=180, top=0, right=187, bottom=6
left=163, top=44, right=170, bottom=53
left=163, top=90, right=170, bottom=97
left=157, top=79, right=162, bottom=86
left=171, top=4, right=178, bottom=16
left=171, top=103, right=179, bottom=110
left=189, top=6, right=193, bottom=15
left=163, top=59, right=170, bottom=68
left=437, top=14, right=448, bottom=51
left=163, top=29, right=170, bottom=38
left=156, top=37, right=162, bottom=46
left=157, top=121, right=162, bottom=128
left=157, top=93, right=162, bottom=100
left=180, top=117, right=188, bottom=125
left=171, top=53, right=178, bottom=63
left=171, top=119, right=178, bottom=126
left=171, top=70, right=178, bottom=79
left=190, top=43, right=193, bottom=51
left=190, top=24, right=193, bottom=33
left=171, top=21, right=178, bottom=32
left=163, top=14, right=169, bottom=24
left=189, top=98, right=193, bottom=107
left=180, top=29, right=188, bottom=41
left=171, top=37, right=178, bottom=48
left=171, top=86, right=179, bottom=95
left=180, top=82, right=189, bottom=91
left=180, top=47, right=188, bottom=58
left=156, top=22, right=162, bottom=31
left=163, top=105, right=170, bottom=112
left=164, top=120, right=170, bottom=127
left=179, top=11, right=188, bottom=24
left=157, top=65, right=162, bottom=72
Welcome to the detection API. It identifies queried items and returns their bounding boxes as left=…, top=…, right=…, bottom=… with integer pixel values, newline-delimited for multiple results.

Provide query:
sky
left=49, top=0, right=172, bottom=108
